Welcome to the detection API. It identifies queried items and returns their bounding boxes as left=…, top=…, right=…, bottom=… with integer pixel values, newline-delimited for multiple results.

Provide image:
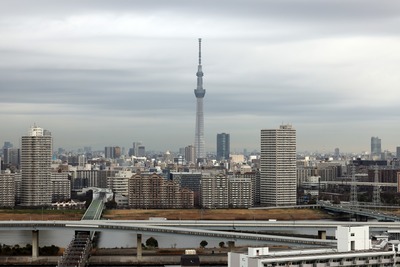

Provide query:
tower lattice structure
left=372, top=165, right=381, bottom=207
left=349, top=164, right=358, bottom=207
left=194, top=38, right=206, bottom=161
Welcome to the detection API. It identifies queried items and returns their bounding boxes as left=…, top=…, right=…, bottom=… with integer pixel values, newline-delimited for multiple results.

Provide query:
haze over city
left=1, top=0, right=400, bottom=153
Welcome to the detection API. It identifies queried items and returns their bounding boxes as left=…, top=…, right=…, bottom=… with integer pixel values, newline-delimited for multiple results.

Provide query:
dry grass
left=0, top=208, right=332, bottom=221
left=0, top=209, right=84, bottom=221
left=102, top=208, right=332, bottom=221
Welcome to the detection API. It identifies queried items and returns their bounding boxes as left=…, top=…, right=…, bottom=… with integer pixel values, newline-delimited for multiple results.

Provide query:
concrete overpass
left=319, top=202, right=400, bottom=222
left=0, top=220, right=336, bottom=247
left=5, top=219, right=400, bottom=250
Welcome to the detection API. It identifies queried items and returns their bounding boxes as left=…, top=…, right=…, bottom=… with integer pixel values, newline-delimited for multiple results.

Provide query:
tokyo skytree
left=194, top=38, right=206, bottom=161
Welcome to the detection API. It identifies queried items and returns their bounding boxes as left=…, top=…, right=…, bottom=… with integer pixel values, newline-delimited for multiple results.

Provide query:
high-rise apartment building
left=0, top=170, right=15, bottom=207
left=228, top=176, right=253, bottom=208
left=201, top=173, right=229, bottom=208
left=216, top=133, right=230, bottom=161
left=51, top=172, right=71, bottom=202
left=194, top=38, right=206, bottom=162
left=371, top=137, right=381, bottom=160
left=128, top=173, right=194, bottom=208
left=171, top=171, right=202, bottom=206
left=260, top=124, right=297, bottom=206
left=20, top=125, right=52, bottom=206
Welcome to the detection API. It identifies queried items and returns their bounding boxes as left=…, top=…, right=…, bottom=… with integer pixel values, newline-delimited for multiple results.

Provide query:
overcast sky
left=1, top=0, right=400, bottom=154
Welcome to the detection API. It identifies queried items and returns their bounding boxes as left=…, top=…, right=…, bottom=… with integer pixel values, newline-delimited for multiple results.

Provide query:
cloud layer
left=1, top=0, right=400, bottom=153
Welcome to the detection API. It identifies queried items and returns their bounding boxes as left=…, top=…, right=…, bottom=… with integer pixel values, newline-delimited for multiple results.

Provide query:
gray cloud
left=1, top=1, right=400, bottom=153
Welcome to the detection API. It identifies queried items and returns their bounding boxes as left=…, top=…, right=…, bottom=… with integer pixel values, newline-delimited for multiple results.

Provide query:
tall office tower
left=114, top=146, right=121, bottom=158
left=216, top=133, right=230, bottom=161
left=20, top=125, right=52, bottom=206
left=260, top=124, right=297, bottom=207
left=131, top=142, right=138, bottom=156
left=396, top=147, right=400, bottom=159
left=194, top=38, right=206, bottom=162
left=130, top=142, right=144, bottom=157
left=104, top=146, right=114, bottom=159
left=137, top=145, right=145, bottom=157
left=334, top=147, right=340, bottom=159
left=2, top=141, right=13, bottom=149
left=185, top=145, right=196, bottom=164
left=371, top=137, right=382, bottom=160
left=3, top=147, right=20, bottom=168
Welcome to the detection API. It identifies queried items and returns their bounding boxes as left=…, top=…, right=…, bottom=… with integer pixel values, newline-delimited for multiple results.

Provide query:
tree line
left=0, top=244, right=60, bottom=256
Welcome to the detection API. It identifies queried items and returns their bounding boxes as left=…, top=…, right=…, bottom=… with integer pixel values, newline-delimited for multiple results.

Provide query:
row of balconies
left=276, top=256, right=394, bottom=267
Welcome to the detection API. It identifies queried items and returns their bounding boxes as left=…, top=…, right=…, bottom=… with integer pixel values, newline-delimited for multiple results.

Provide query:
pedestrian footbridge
left=57, top=192, right=105, bottom=267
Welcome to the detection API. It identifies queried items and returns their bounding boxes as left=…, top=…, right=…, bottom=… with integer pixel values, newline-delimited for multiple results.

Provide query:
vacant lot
left=102, top=208, right=332, bottom=221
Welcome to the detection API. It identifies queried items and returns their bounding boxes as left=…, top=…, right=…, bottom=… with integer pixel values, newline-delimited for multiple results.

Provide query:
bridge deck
left=81, top=199, right=104, bottom=221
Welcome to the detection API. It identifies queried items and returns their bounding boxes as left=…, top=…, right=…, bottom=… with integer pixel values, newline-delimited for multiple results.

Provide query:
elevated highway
left=0, top=220, right=336, bottom=247
left=319, top=202, right=400, bottom=222
left=4, top=219, right=400, bottom=247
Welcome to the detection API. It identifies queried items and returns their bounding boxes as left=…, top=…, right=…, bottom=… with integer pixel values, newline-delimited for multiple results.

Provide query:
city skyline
left=1, top=1, right=400, bottom=153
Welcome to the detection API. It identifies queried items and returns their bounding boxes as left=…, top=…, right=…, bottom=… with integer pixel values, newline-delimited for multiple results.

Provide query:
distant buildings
left=104, top=146, right=121, bottom=159
left=2, top=147, right=20, bottom=170
left=129, top=141, right=146, bottom=157
left=216, top=133, right=230, bottom=161
left=260, top=124, right=296, bottom=206
left=20, top=125, right=53, bottom=206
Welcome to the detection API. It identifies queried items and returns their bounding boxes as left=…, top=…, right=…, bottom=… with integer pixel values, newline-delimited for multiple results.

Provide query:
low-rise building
left=228, top=226, right=394, bottom=267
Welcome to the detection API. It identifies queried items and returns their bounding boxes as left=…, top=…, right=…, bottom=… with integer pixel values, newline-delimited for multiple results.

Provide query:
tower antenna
left=198, top=38, right=202, bottom=65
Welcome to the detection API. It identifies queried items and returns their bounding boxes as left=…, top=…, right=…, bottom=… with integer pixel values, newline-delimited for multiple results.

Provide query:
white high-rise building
left=260, top=124, right=296, bottom=206
left=20, top=125, right=52, bottom=206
